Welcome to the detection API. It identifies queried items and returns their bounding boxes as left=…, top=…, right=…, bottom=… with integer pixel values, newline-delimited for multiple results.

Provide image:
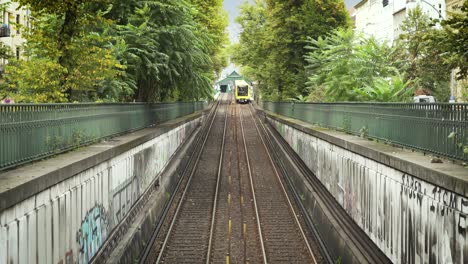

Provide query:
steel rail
left=247, top=105, right=318, bottom=264
left=239, top=105, right=268, bottom=264
left=99, top=125, right=201, bottom=264
left=154, top=97, right=228, bottom=264
left=260, top=109, right=390, bottom=263
left=206, top=94, right=229, bottom=264
left=235, top=105, right=248, bottom=263
left=225, top=104, right=234, bottom=263
left=252, top=106, right=333, bottom=263
left=224, top=102, right=238, bottom=263
left=138, top=100, right=220, bottom=264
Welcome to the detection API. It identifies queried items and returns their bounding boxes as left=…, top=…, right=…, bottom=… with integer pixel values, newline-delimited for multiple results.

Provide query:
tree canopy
left=440, top=0, right=468, bottom=79
left=232, top=0, right=351, bottom=101
left=3, top=0, right=465, bottom=103
left=2, top=0, right=228, bottom=103
left=233, top=1, right=467, bottom=102
left=305, top=29, right=413, bottom=102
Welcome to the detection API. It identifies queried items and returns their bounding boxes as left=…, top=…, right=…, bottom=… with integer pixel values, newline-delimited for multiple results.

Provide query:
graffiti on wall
left=112, top=174, right=140, bottom=225
left=0, top=119, right=200, bottom=264
left=76, top=204, right=109, bottom=264
left=109, top=122, right=194, bottom=227
left=269, top=118, right=468, bottom=264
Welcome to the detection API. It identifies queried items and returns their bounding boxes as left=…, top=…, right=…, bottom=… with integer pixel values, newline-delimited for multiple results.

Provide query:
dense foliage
left=441, top=0, right=468, bottom=80
left=232, top=0, right=351, bottom=101
left=308, top=5, right=467, bottom=102
left=392, top=5, right=468, bottom=102
left=1, top=0, right=228, bottom=103
left=305, top=29, right=413, bottom=102
left=391, top=6, right=451, bottom=101
left=234, top=1, right=467, bottom=102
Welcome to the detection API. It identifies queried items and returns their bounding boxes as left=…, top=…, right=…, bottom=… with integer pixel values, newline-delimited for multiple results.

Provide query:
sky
left=221, top=0, right=359, bottom=78
left=345, top=0, right=361, bottom=8
left=223, top=0, right=251, bottom=44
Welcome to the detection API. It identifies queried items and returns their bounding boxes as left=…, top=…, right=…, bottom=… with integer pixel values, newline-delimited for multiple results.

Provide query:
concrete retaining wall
left=0, top=117, right=200, bottom=264
left=267, top=116, right=468, bottom=264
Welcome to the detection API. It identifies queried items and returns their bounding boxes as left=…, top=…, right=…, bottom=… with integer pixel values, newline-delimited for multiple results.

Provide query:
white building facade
left=0, top=1, right=29, bottom=69
left=354, top=0, right=446, bottom=43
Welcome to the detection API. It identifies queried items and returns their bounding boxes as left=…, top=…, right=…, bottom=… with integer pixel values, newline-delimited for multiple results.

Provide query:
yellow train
left=234, top=80, right=251, bottom=104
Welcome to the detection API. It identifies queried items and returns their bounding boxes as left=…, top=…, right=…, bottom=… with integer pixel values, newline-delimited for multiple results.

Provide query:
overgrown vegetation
left=231, top=0, right=351, bottom=101
left=305, top=29, right=413, bottom=102
left=0, top=0, right=228, bottom=103
left=234, top=2, right=467, bottom=102
left=1, top=0, right=466, bottom=103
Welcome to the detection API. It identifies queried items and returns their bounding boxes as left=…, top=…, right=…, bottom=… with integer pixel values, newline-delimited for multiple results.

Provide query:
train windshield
left=237, top=85, right=248, bottom=96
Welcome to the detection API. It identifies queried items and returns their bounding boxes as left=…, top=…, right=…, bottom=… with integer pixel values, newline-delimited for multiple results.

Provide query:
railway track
left=141, top=97, right=325, bottom=263
left=210, top=103, right=263, bottom=263
left=256, top=106, right=391, bottom=263
left=139, top=94, right=228, bottom=263
left=240, top=105, right=319, bottom=264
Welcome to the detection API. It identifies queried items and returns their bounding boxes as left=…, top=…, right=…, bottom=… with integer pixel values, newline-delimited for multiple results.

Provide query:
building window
left=16, top=47, right=20, bottom=60
left=383, top=0, right=389, bottom=7
left=16, top=14, right=20, bottom=34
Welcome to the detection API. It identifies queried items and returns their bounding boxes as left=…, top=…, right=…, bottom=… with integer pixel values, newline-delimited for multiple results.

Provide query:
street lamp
left=418, top=0, right=444, bottom=19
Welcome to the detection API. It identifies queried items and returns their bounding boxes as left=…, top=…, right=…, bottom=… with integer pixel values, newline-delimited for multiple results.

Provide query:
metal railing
left=0, top=102, right=208, bottom=171
left=261, top=102, right=468, bottom=162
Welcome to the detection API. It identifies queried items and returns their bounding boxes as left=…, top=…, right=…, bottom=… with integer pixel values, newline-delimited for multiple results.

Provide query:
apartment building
left=354, top=0, right=446, bottom=43
left=0, top=1, right=29, bottom=70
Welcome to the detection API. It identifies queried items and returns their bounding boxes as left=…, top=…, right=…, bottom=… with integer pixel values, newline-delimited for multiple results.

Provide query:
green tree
left=4, top=8, right=124, bottom=102
left=117, top=0, right=215, bottom=102
left=3, top=58, right=67, bottom=103
left=395, top=6, right=452, bottom=101
left=190, top=0, right=229, bottom=78
left=305, top=29, right=413, bottom=102
left=233, top=0, right=350, bottom=101
left=231, top=1, right=268, bottom=93
left=3, top=0, right=226, bottom=103
left=440, top=0, right=468, bottom=79
left=17, top=0, right=108, bottom=99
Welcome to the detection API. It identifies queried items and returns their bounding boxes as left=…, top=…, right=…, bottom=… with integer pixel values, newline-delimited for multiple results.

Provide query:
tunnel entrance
left=220, top=84, right=228, bottom=93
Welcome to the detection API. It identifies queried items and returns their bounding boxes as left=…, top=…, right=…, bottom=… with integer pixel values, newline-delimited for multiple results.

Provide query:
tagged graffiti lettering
left=76, top=204, right=109, bottom=264
left=458, top=199, right=468, bottom=235
left=401, top=174, right=424, bottom=204
left=429, top=186, right=458, bottom=216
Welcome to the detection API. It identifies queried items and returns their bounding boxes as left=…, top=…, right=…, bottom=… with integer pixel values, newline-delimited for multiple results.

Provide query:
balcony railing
left=262, top=102, right=468, bottom=162
left=0, top=102, right=208, bottom=171
left=0, top=24, right=10, bottom=38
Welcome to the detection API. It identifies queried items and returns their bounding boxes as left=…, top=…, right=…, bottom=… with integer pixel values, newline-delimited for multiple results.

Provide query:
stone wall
left=0, top=118, right=200, bottom=264
left=268, top=117, right=468, bottom=264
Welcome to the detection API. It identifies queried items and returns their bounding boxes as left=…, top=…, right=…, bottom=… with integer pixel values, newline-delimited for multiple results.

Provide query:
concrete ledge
left=264, top=111, right=468, bottom=196
left=0, top=112, right=203, bottom=212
